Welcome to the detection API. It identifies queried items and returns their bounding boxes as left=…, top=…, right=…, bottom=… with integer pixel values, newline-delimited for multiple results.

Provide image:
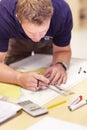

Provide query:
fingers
left=22, top=73, right=50, bottom=91
left=35, top=74, right=49, bottom=84
left=20, top=67, right=67, bottom=91
left=44, top=66, right=67, bottom=86
left=51, top=72, right=67, bottom=85
left=24, top=81, right=41, bottom=91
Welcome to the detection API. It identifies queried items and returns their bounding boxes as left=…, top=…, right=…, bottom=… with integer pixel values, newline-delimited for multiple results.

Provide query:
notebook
left=0, top=100, right=22, bottom=123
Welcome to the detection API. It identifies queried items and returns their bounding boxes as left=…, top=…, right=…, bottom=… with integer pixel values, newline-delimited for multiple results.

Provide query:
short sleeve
left=53, top=6, right=73, bottom=46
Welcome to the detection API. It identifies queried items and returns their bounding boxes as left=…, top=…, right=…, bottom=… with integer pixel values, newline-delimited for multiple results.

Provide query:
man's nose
left=32, top=34, right=44, bottom=42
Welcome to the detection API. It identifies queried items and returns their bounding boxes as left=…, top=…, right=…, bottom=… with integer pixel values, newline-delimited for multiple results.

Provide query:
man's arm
left=52, top=44, right=71, bottom=68
left=44, top=44, right=71, bottom=86
left=0, top=52, right=49, bottom=91
left=0, top=55, right=20, bottom=85
left=0, top=52, right=7, bottom=62
left=0, top=52, right=19, bottom=84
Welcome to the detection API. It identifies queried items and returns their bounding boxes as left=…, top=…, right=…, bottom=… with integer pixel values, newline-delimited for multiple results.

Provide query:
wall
left=66, top=0, right=87, bottom=59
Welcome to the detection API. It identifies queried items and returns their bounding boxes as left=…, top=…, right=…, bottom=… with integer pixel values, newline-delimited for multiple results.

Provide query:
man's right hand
left=16, top=72, right=50, bottom=91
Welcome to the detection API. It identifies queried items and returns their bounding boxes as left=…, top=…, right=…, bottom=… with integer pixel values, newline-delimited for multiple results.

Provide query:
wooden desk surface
left=0, top=79, right=87, bottom=130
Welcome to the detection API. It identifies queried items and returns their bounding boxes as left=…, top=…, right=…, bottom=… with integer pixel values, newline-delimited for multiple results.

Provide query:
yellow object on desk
left=47, top=100, right=67, bottom=109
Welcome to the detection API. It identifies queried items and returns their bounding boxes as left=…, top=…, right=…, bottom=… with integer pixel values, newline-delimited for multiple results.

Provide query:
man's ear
left=16, top=14, right=21, bottom=24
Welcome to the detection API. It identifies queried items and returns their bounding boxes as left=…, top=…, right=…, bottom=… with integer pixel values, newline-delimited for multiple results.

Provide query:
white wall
left=71, top=29, right=87, bottom=59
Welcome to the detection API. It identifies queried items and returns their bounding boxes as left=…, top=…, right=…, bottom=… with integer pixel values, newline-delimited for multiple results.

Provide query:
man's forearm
left=0, top=63, right=20, bottom=85
left=53, top=51, right=71, bottom=66
left=53, top=51, right=71, bottom=71
left=52, top=44, right=72, bottom=68
left=0, top=52, right=7, bottom=62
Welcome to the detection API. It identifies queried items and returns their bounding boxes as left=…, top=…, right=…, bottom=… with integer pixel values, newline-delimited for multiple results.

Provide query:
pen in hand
left=36, top=73, right=50, bottom=89
left=37, top=80, right=39, bottom=87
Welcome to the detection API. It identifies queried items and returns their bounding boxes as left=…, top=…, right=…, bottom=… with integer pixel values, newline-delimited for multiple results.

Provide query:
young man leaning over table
left=0, top=0, right=73, bottom=91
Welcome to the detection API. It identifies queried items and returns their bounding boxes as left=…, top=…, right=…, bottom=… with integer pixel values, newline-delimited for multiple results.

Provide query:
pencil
left=47, top=100, right=67, bottom=109
left=37, top=79, right=39, bottom=87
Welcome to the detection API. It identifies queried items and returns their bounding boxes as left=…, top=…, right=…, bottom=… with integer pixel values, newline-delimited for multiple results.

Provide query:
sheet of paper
left=26, top=116, right=87, bottom=130
left=60, top=58, right=87, bottom=90
left=10, top=55, right=87, bottom=91
left=0, top=54, right=87, bottom=106
left=10, top=54, right=52, bottom=71
left=0, top=101, right=21, bottom=123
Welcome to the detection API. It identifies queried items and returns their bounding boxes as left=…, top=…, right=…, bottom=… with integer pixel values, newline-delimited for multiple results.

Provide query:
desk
left=0, top=78, right=87, bottom=130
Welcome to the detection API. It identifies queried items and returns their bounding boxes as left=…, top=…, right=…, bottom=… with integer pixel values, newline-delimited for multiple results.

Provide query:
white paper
left=0, top=101, right=21, bottom=123
left=26, top=117, right=87, bottom=130
left=10, top=54, right=52, bottom=71
left=10, top=54, right=87, bottom=105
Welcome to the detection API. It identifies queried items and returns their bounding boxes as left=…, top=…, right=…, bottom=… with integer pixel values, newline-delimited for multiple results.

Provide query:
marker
left=78, top=67, right=82, bottom=74
left=83, top=70, right=86, bottom=73
left=68, top=95, right=83, bottom=108
left=47, top=100, right=67, bottom=109
left=69, top=100, right=87, bottom=111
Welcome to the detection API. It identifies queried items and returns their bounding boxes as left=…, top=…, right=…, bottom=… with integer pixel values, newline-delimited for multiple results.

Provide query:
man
left=0, top=0, right=73, bottom=91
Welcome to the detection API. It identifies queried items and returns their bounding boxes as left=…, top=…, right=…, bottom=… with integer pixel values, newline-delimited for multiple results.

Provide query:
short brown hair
left=16, top=0, right=53, bottom=25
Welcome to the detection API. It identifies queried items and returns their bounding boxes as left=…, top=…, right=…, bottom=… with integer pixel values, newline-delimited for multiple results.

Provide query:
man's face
left=21, top=19, right=51, bottom=42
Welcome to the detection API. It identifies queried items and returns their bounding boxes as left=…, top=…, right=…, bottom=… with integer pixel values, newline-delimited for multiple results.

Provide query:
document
left=10, top=54, right=87, bottom=91
left=0, top=54, right=87, bottom=106
left=9, top=54, right=87, bottom=105
left=10, top=54, right=52, bottom=72
left=0, top=100, right=22, bottom=123
left=26, top=116, right=87, bottom=130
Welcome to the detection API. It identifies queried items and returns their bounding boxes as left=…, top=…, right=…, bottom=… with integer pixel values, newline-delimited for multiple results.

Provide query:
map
left=0, top=83, right=21, bottom=99
left=0, top=54, right=87, bottom=106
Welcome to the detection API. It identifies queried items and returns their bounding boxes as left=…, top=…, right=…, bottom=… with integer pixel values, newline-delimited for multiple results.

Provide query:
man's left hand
left=44, top=64, right=67, bottom=86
